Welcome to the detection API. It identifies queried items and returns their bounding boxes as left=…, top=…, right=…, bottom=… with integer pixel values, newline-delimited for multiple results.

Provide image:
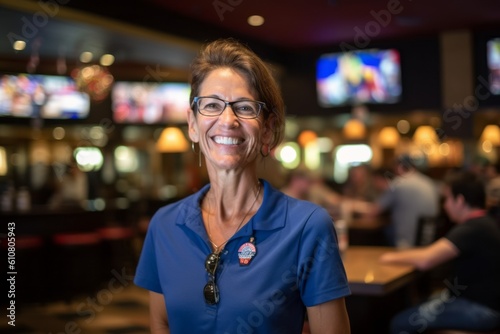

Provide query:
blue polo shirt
left=134, top=179, right=350, bottom=333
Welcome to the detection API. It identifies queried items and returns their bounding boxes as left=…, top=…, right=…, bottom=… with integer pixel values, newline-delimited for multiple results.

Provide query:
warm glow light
left=31, top=142, right=51, bottom=164
left=74, top=147, right=104, bottom=172
left=114, top=146, right=139, bottom=173
left=155, top=127, right=189, bottom=152
left=277, top=142, right=300, bottom=169
left=343, top=119, right=366, bottom=140
left=279, top=145, right=297, bottom=163
left=247, top=15, right=265, bottom=26
left=317, top=137, right=333, bottom=152
left=13, top=40, right=26, bottom=51
left=439, top=143, right=450, bottom=156
left=482, top=140, right=493, bottom=153
left=304, top=142, right=320, bottom=170
left=397, top=119, right=410, bottom=134
left=335, top=144, right=373, bottom=165
left=334, top=144, right=373, bottom=183
left=100, top=54, right=115, bottom=66
left=298, top=130, right=317, bottom=147
left=53, top=127, right=66, bottom=140
left=364, top=270, right=375, bottom=283
left=72, top=64, right=114, bottom=102
left=480, top=124, right=500, bottom=146
left=80, top=51, right=93, bottom=63
left=378, top=126, right=400, bottom=148
left=0, top=147, right=7, bottom=176
left=413, top=125, right=439, bottom=144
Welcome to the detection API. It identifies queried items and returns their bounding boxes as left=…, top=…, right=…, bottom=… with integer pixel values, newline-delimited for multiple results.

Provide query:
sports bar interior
left=1, top=0, right=500, bottom=333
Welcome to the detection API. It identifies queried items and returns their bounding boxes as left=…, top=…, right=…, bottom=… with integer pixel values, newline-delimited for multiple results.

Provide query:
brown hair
left=189, top=38, right=285, bottom=150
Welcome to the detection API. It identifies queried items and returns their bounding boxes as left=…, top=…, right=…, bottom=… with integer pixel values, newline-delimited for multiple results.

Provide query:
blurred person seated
left=486, top=168, right=500, bottom=224
left=380, top=170, right=500, bottom=334
left=48, top=162, right=88, bottom=210
left=355, top=154, right=440, bottom=248
left=281, top=167, right=342, bottom=218
left=342, top=164, right=378, bottom=202
left=281, top=168, right=314, bottom=200
left=484, top=160, right=499, bottom=184
left=371, top=167, right=393, bottom=197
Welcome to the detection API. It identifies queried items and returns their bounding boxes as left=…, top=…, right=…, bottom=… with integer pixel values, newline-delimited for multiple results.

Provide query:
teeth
left=214, top=136, right=241, bottom=145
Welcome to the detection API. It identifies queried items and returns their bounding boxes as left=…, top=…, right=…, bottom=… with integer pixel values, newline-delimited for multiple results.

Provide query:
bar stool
left=51, top=232, right=102, bottom=303
left=97, top=225, right=137, bottom=282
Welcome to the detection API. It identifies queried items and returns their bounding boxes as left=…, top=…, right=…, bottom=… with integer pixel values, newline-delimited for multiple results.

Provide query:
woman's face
left=187, top=67, right=267, bottom=172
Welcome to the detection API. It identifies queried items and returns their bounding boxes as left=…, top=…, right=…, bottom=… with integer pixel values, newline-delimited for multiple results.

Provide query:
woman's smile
left=212, top=136, right=243, bottom=145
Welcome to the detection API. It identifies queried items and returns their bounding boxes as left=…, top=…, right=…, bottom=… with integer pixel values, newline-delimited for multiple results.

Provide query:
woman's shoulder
left=149, top=187, right=208, bottom=228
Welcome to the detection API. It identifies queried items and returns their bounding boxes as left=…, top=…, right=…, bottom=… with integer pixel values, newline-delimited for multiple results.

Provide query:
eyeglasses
left=192, top=96, right=265, bottom=119
left=203, top=252, right=220, bottom=304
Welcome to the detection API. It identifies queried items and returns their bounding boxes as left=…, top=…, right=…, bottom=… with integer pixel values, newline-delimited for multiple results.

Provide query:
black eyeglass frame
left=203, top=252, right=221, bottom=305
left=192, top=96, right=266, bottom=119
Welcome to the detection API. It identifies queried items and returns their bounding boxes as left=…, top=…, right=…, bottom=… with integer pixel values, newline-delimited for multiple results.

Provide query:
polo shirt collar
left=179, top=179, right=286, bottom=235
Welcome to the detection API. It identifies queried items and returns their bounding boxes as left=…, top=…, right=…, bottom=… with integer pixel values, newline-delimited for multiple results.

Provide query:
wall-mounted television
left=473, top=32, right=500, bottom=107
left=0, top=73, right=90, bottom=119
left=487, top=38, right=500, bottom=95
left=316, top=48, right=402, bottom=107
left=112, top=81, right=191, bottom=124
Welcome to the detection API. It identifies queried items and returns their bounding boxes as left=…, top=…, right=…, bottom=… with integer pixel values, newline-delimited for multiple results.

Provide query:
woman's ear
left=187, top=108, right=199, bottom=142
left=262, top=113, right=276, bottom=146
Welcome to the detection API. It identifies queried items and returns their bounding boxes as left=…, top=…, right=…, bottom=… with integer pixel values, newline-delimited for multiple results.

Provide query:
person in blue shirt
left=134, top=38, right=351, bottom=333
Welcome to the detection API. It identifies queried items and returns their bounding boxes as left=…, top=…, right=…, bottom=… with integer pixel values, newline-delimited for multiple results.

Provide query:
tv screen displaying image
left=316, top=48, right=402, bottom=107
left=112, top=81, right=191, bottom=124
left=487, top=38, right=500, bottom=95
left=0, top=73, right=90, bottom=119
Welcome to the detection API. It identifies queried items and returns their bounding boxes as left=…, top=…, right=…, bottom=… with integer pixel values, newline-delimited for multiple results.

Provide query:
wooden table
left=343, top=246, right=417, bottom=296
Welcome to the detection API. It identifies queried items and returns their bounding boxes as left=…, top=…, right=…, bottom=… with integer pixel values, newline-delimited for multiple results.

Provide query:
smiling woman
left=133, top=38, right=351, bottom=334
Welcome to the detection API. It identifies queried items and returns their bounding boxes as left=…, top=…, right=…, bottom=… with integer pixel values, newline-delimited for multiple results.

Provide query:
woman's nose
left=218, top=105, right=239, bottom=124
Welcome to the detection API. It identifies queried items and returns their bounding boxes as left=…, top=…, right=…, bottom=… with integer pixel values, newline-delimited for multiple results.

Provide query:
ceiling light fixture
left=156, top=127, right=189, bottom=153
left=79, top=51, right=93, bottom=63
left=13, top=40, right=26, bottom=51
left=72, top=64, right=114, bottom=102
left=100, top=54, right=115, bottom=66
left=247, top=15, right=265, bottom=27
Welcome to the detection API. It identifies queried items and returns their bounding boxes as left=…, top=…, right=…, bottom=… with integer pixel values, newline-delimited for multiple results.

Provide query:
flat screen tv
left=112, top=81, right=191, bottom=124
left=316, top=48, right=402, bottom=107
left=487, top=38, right=500, bottom=95
left=0, top=73, right=90, bottom=119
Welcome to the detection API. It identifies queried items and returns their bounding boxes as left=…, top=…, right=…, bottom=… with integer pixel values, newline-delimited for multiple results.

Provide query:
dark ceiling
left=1, top=0, right=500, bottom=79
left=147, top=0, right=500, bottom=48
